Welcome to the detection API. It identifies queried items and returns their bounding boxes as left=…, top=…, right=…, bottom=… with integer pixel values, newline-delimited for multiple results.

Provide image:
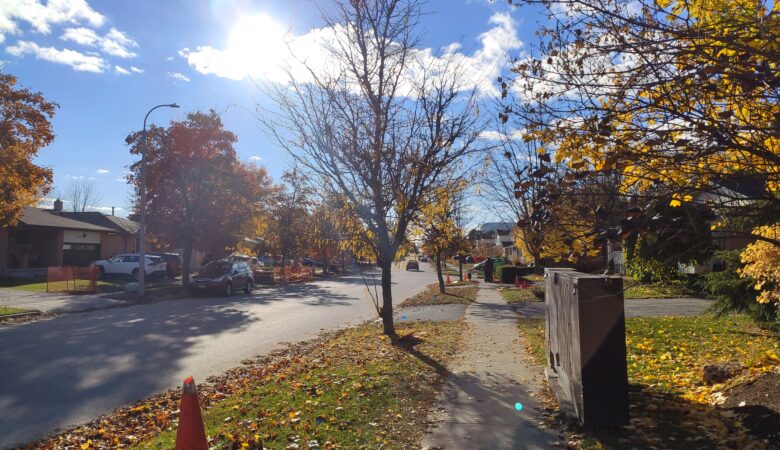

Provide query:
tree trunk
left=380, top=257, right=396, bottom=337
left=436, top=251, right=445, bottom=293
left=182, top=243, right=193, bottom=286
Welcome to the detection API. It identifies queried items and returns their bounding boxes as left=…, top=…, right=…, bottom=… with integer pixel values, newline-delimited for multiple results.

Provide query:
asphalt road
left=0, top=265, right=437, bottom=449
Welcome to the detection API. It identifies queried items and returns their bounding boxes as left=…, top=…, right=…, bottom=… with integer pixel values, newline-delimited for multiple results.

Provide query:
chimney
left=53, top=198, right=63, bottom=212
left=111, top=206, right=115, bottom=216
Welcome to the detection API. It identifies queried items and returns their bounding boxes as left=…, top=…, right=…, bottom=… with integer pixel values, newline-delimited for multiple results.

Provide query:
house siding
left=0, top=228, right=8, bottom=276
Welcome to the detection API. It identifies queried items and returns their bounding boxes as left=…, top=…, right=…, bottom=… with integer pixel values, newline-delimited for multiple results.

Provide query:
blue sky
left=2, top=0, right=542, bottom=217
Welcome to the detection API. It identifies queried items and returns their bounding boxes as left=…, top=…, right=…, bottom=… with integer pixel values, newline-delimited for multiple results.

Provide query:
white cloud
left=6, top=40, right=106, bottom=72
left=249, top=155, right=262, bottom=161
left=99, top=27, right=136, bottom=58
left=179, top=12, right=522, bottom=96
left=60, top=26, right=137, bottom=58
left=168, top=71, right=190, bottom=82
left=0, top=0, right=105, bottom=39
left=166, top=55, right=173, bottom=61
left=114, top=65, right=129, bottom=75
left=96, top=168, right=109, bottom=174
left=60, top=26, right=98, bottom=45
left=129, top=65, right=143, bottom=73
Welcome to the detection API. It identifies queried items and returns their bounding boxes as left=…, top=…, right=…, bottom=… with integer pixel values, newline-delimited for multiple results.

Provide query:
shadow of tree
left=569, top=385, right=771, bottom=449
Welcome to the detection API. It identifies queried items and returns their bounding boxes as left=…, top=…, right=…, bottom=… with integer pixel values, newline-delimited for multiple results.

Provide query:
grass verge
left=399, top=283, right=478, bottom=307
left=500, top=286, right=544, bottom=304
left=518, top=314, right=780, bottom=449
left=0, top=306, right=30, bottom=316
left=623, top=280, right=696, bottom=299
left=24, top=321, right=464, bottom=450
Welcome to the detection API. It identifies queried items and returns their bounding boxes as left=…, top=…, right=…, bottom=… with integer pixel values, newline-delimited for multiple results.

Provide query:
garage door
left=63, top=243, right=101, bottom=267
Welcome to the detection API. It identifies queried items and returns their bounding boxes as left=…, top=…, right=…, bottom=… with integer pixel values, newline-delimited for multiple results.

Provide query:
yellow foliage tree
left=739, top=225, right=780, bottom=306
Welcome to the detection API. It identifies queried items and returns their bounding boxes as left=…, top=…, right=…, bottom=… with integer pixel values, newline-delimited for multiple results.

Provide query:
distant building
left=0, top=200, right=140, bottom=278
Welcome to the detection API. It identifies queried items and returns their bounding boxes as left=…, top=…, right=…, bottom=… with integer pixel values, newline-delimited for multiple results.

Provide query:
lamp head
left=169, top=103, right=180, bottom=108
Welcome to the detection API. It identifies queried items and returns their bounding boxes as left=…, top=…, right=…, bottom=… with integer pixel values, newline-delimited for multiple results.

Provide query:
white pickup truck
left=91, top=253, right=167, bottom=279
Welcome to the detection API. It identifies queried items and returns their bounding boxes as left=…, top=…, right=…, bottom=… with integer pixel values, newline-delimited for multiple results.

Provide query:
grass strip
left=399, top=283, right=478, bottom=308
left=0, top=306, right=30, bottom=316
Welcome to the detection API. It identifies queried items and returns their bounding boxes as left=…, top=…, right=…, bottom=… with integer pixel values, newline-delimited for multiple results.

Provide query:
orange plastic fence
left=47, top=266, right=98, bottom=294
left=273, top=265, right=315, bottom=284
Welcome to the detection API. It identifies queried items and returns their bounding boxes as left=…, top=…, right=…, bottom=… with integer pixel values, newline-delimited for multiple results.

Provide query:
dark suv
left=189, top=260, right=253, bottom=296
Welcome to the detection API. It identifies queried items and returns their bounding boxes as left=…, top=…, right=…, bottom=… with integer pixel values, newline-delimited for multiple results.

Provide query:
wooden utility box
left=544, top=268, right=629, bottom=426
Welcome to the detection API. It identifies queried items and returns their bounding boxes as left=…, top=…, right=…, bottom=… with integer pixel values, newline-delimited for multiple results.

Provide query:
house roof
left=56, top=211, right=139, bottom=234
left=18, top=207, right=114, bottom=232
left=479, top=222, right=515, bottom=233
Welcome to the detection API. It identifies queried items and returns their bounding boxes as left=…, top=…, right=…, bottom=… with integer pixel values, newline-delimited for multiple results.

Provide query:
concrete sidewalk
left=423, top=284, right=559, bottom=450
left=0, top=288, right=130, bottom=314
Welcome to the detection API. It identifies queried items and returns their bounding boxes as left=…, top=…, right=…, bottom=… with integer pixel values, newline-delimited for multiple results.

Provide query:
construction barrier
left=46, top=266, right=98, bottom=294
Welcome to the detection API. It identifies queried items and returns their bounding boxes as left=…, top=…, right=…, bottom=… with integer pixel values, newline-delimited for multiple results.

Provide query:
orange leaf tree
left=126, top=110, right=275, bottom=283
left=0, top=73, right=57, bottom=227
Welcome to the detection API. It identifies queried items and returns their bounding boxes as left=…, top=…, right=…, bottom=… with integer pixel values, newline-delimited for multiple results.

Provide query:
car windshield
left=199, top=262, right=231, bottom=277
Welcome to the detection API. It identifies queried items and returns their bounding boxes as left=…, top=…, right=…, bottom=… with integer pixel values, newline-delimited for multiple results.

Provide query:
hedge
left=494, top=265, right=535, bottom=284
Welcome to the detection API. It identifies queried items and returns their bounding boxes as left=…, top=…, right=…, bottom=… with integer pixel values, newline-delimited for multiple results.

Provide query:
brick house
left=0, top=200, right=140, bottom=278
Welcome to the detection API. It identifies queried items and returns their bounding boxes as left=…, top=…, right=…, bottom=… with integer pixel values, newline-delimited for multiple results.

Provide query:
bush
left=625, top=237, right=679, bottom=283
left=495, top=265, right=535, bottom=284
left=701, top=250, right=778, bottom=323
left=531, top=284, right=545, bottom=300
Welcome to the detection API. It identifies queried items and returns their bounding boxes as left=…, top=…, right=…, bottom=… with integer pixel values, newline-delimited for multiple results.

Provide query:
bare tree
left=64, top=179, right=101, bottom=212
left=262, top=0, right=483, bottom=336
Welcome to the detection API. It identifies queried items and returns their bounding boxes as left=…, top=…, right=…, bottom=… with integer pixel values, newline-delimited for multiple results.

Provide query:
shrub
left=701, top=250, right=778, bottom=323
left=495, top=265, right=535, bottom=284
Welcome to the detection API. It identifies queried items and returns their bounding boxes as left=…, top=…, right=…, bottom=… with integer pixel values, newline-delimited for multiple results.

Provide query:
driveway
left=0, top=265, right=437, bottom=449
left=0, top=288, right=130, bottom=314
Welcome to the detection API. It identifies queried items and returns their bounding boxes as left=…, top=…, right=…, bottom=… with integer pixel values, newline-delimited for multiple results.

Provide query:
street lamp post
left=138, top=103, right=179, bottom=298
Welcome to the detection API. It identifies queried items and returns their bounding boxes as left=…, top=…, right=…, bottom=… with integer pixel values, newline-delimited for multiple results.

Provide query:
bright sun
left=227, top=14, right=287, bottom=60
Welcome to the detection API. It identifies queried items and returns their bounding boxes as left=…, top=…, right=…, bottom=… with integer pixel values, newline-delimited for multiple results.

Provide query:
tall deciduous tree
left=64, top=178, right=101, bottom=212
left=127, top=110, right=275, bottom=284
left=419, top=182, right=470, bottom=293
left=0, top=73, right=57, bottom=226
left=269, top=167, right=313, bottom=270
left=507, top=0, right=780, bottom=250
left=263, top=0, right=482, bottom=336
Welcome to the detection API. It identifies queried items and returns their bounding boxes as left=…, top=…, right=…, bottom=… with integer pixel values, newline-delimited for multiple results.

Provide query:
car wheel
left=96, top=266, right=105, bottom=279
left=245, top=280, right=253, bottom=294
left=224, top=282, right=233, bottom=297
left=132, top=268, right=139, bottom=280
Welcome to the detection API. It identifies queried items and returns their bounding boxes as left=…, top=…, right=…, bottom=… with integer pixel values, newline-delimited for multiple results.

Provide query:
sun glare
left=227, top=14, right=287, bottom=62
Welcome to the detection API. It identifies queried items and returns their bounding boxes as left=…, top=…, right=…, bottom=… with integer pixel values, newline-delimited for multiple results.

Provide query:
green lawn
left=0, top=306, right=31, bottom=316
left=129, top=322, right=464, bottom=450
left=399, top=283, right=478, bottom=307
left=623, top=279, right=696, bottom=299
left=518, top=314, right=780, bottom=449
left=500, top=286, right=544, bottom=303
left=0, top=277, right=167, bottom=293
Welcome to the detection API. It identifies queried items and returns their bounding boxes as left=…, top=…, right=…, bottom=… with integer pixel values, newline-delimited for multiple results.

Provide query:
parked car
left=92, top=254, right=167, bottom=279
left=301, top=257, right=317, bottom=267
left=149, top=252, right=183, bottom=278
left=189, top=260, right=254, bottom=296
left=406, top=260, right=420, bottom=271
left=419, top=255, right=429, bottom=263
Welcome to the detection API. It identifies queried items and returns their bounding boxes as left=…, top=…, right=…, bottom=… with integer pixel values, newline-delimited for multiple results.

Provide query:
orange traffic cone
left=522, top=279, right=530, bottom=289
left=515, top=275, right=521, bottom=288
left=462, top=273, right=467, bottom=282
left=175, top=377, right=208, bottom=450
left=446, top=274, right=452, bottom=284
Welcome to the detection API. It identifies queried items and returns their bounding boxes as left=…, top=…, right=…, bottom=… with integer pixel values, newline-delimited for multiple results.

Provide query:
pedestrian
left=484, top=257, right=494, bottom=283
